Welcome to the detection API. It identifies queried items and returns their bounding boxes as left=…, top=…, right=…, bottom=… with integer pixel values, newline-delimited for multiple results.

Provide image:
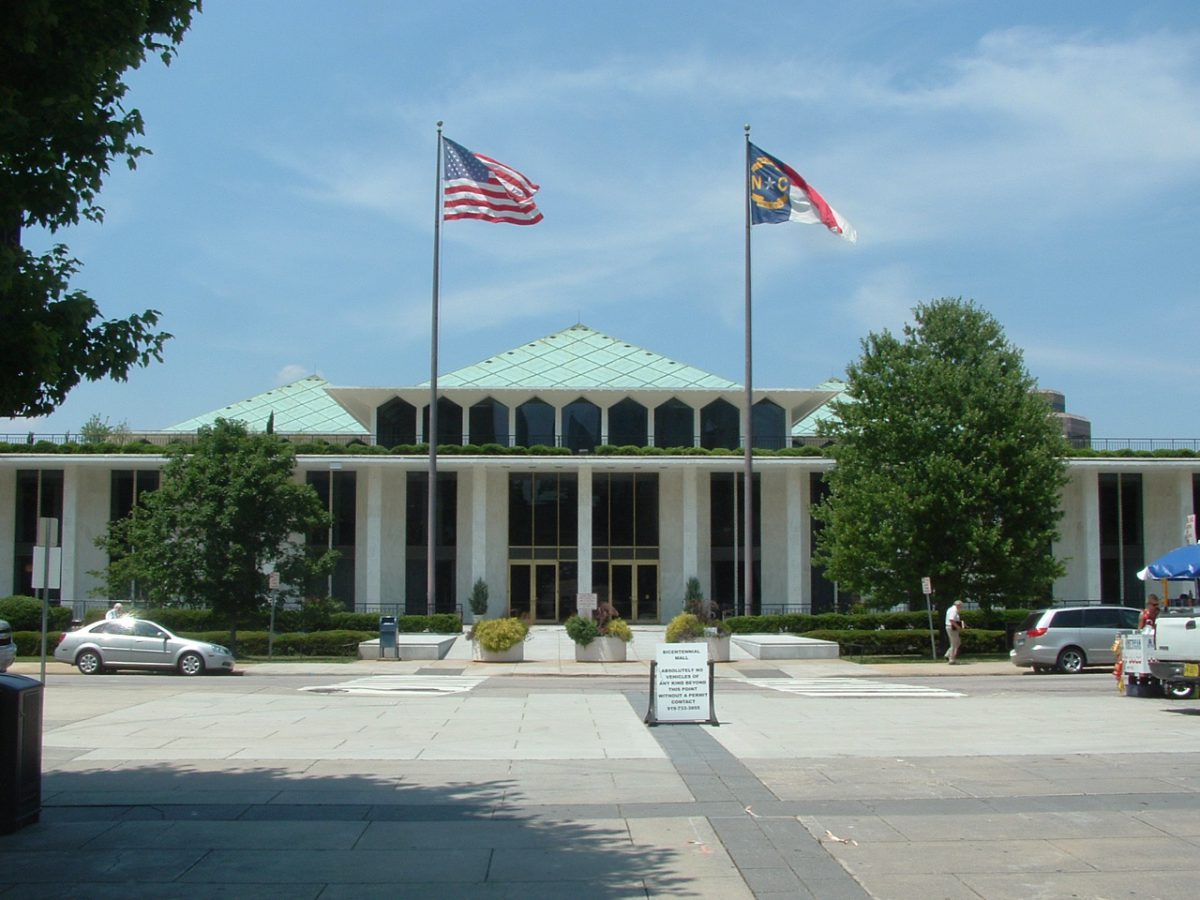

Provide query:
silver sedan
left=54, top=617, right=235, bottom=676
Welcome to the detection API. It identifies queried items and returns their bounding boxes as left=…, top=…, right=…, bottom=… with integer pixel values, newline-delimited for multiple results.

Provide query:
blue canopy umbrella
left=1138, top=544, right=1200, bottom=581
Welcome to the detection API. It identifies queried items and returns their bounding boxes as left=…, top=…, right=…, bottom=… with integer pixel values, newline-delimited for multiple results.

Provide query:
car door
left=92, top=619, right=135, bottom=663
left=129, top=620, right=174, bottom=667
left=1082, top=607, right=1124, bottom=664
left=1046, top=608, right=1085, bottom=660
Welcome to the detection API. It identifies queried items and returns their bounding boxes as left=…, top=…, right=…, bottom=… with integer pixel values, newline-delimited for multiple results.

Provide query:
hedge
left=0, top=596, right=72, bottom=631
left=806, top=628, right=1007, bottom=656
left=725, top=609, right=1033, bottom=635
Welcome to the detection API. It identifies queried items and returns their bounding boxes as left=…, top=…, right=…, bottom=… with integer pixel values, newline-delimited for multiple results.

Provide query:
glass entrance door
left=609, top=562, right=659, bottom=622
left=509, top=562, right=559, bottom=622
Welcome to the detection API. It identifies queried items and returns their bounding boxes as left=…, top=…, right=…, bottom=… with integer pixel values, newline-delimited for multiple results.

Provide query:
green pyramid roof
left=165, top=375, right=368, bottom=434
left=433, top=323, right=739, bottom=390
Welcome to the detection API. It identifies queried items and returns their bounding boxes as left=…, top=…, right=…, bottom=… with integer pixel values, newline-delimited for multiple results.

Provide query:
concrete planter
left=473, top=643, right=524, bottom=663
left=574, top=635, right=629, bottom=662
left=705, top=634, right=731, bottom=662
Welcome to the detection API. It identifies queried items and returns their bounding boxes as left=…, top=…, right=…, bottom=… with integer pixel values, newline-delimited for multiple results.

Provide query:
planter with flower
left=565, top=602, right=633, bottom=662
left=667, top=579, right=731, bottom=661
left=469, top=616, right=529, bottom=662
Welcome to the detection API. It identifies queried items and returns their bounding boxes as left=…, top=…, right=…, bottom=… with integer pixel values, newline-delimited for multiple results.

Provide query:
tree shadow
left=0, top=762, right=696, bottom=897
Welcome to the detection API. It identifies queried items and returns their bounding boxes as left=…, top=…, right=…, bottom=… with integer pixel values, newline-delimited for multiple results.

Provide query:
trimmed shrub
left=565, top=615, right=600, bottom=646
left=0, top=596, right=72, bottom=631
left=605, top=618, right=633, bottom=642
left=471, top=617, right=528, bottom=652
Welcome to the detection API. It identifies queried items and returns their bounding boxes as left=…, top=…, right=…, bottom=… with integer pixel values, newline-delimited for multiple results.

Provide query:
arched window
left=516, top=397, right=556, bottom=447
left=701, top=398, right=740, bottom=450
left=563, top=398, right=601, bottom=452
left=421, top=397, right=464, bottom=446
left=654, top=398, right=694, bottom=448
left=752, top=399, right=786, bottom=450
left=469, top=397, right=509, bottom=446
left=377, top=397, right=416, bottom=447
left=608, top=397, right=648, bottom=447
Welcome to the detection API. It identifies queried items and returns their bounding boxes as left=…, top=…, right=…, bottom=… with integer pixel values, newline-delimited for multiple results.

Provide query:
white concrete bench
left=357, top=634, right=459, bottom=661
left=731, top=634, right=840, bottom=660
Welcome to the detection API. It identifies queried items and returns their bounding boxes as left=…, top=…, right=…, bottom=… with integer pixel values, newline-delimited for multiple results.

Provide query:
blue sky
left=6, top=0, right=1200, bottom=439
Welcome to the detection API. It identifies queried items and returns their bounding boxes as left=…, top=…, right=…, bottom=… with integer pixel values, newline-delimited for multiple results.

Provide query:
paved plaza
left=4, top=627, right=1200, bottom=898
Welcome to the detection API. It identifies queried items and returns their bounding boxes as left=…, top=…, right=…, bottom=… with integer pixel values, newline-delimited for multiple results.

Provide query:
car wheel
left=1166, top=682, right=1197, bottom=700
left=178, top=652, right=205, bottom=677
left=1055, top=646, right=1086, bottom=674
left=76, top=649, right=103, bottom=675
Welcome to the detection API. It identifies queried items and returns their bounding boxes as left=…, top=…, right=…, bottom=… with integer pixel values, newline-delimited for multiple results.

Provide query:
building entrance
left=610, top=562, right=659, bottom=622
left=509, top=562, right=560, bottom=622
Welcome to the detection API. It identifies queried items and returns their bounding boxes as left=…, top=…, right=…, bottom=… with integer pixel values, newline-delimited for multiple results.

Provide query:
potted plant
left=467, top=577, right=489, bottom=621
left=469, top=615, right=528, bottom=662
left=565, top=601, right=633, bottom=661
left=669, top=578, right=731, bottom=661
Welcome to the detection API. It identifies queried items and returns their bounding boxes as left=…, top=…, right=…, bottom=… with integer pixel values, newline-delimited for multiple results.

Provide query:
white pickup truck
left=1147, top=608, right=1200, bottom=696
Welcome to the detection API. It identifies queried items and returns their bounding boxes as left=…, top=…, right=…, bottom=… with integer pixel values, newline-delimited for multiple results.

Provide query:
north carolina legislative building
left=2, top=324, right=1197, bottom=619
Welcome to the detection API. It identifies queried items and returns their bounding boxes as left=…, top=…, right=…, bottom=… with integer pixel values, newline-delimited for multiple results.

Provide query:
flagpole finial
left=437, top=120, right=443, bottom=132
left=744, top=124, right=750, bottom=135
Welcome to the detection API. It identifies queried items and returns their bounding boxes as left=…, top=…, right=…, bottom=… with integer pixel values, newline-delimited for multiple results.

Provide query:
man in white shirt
left=944, top=599, right=965, bottom=664
left=105, top=602, right=124, bottom=620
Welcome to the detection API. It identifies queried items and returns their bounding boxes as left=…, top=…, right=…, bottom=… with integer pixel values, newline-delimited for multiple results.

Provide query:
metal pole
left=742, top=125, right=754, bottom=617
left=37, top=469, right=46, bottom=683
left=427, top=122, right=444, bottom=618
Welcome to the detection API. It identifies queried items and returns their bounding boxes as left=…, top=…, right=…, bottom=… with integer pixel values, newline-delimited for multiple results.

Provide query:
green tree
left=95, top=419, right=336, bottom=645
left=813, top=298, right=1068, bottom=611
left=0, top=1, right=201, bottom=418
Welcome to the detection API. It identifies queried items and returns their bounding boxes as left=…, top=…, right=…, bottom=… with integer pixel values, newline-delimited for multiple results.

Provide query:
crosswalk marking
left=301, top=675, right=487, bottom=697
left=747, top=677, right=963, bottom=699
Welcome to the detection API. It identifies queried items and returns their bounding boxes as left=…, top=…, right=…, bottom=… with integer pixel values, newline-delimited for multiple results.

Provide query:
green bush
left=565, top=615, right=600, bottom=646
left=15, top=631, right=65, bottom=655
left=0, top=596, right=72, bottom=631
left=605, top=618, right=633, bottom=642
left=471, top=617, right=528, bottom=652
left=181, top=629, right=373, bottom=656
left=805, top=628, right=1007, bottom=656
left=665, top=613, right=705, bottom=642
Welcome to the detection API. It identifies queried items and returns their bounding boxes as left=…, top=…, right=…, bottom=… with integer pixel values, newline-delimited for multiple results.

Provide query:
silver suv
left=0, top=619, right=15, bottom=672
left=1010, top=605, right=1140, bottom=673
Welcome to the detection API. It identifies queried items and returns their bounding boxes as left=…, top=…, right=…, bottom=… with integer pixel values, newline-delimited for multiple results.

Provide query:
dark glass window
left=709, top=472, right=761, bottom=614
left=377, top=397, right=416, bottom=447
left=516, top=397, right=555, bottom=447
left=469, top=397, right=509, bottom=446
left=701, top=399, right=740, bottom=450
left=752, top=400, right=786, bottom=450
left=110, top=470, right=160, bottom=522
left=592, top=475, right=660, bottom=549
left=563, top=398, right=601, bottom=453
left=14, top=469, right=63, bottom=599
left=422, top=397, right=464, bottom=446
left=1049, top=608, right=1084, bottom=628
left=404, top=473, right=458, bottom=614
left=508, top=473, right=577, bottom=549
left=654, top=398, right=693, bottom=448
left=306, top=470, right=358, bottom=607
left=634, top=474, right=658, bottom=546
left=1098, top=473, right=1143, bottom=605
left=608, top=398, right=648, bottom=447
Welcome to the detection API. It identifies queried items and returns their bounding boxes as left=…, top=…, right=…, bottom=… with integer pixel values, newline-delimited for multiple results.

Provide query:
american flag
left=442, top=137, right=543, bottom=225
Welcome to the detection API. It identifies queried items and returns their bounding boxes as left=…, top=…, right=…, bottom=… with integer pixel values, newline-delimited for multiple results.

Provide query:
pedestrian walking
left=944, top=599, right=966, bottom=664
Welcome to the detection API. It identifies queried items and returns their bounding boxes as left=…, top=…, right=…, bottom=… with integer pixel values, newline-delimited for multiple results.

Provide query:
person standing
left=105, top=602, right=124, bottom=620
left=944, top=599, right=966, bottom=664
left=1138, top=595, right=1160, bottom=630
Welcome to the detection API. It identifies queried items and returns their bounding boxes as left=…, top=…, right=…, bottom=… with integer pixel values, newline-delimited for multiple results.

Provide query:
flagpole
left=742, top=124, right=754, bottom=618
left=427, top=122, right=443, bottom=618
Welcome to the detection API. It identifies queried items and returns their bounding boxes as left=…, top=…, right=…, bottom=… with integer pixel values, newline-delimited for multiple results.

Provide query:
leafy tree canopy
left=813, top=298, right=1068, bottom=611
left=0, top=0, right=201, bottom=417
left=95, top=419, right=336, bottom=639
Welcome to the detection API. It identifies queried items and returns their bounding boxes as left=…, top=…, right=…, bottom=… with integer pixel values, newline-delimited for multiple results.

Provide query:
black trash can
left=0, top=673, right=43, bottom=834
left=379, top=616, right=398, bottom=659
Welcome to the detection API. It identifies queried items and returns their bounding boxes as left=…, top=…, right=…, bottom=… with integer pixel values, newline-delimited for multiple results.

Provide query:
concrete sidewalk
left=10, top=631, right=1166, bottom=899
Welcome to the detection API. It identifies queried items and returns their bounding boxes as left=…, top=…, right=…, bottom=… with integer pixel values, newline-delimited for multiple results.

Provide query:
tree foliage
left=0, top=0, right=201, bottom=417
left=95, top=419, right=336, bottom=639
left=813, top=298, right=1068, bottom=611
